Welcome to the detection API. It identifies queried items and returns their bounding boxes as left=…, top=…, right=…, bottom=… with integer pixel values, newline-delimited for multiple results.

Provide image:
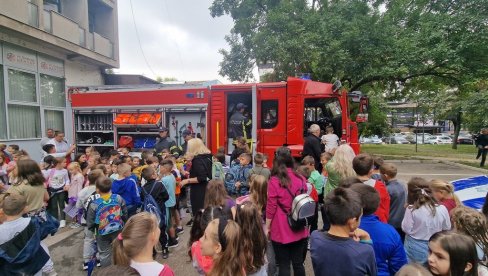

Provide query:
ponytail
left=111, top=212, right=158, bottom=266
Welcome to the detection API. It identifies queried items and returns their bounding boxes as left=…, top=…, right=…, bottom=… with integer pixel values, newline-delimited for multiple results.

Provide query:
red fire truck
left=69, top=77, right=368, bottom=163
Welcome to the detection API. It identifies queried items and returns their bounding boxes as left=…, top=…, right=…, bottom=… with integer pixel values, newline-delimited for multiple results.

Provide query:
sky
left=115, top=0, right=239, bottom=83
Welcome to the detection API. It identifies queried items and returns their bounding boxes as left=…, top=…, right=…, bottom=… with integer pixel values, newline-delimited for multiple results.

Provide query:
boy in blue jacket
left=111, top=163, right=141, bottom=217
left=351, top=184, right=407, bottom=276
left=224, top=153, right=252, bottom=196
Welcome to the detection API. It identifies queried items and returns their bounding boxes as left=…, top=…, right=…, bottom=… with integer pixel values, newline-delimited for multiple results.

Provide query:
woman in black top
left=180, top=138, right=213, bottom=215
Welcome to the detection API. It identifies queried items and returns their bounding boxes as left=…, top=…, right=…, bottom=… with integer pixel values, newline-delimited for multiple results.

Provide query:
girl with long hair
left=266, top=146, right=309, bottom=276
left=236, top=174, right=268, bottom=215
left=204, top=179, right=235, bottom=210
left=74, top=153, right=88, bottom=175
left=180, top=138, right=213, bottom=216
left=428, top=231, right=478, bottom=276
left=0, top=152, right=8, bottom=190
left=235, top=201, right=267, bottom=275
left=451, top=206, right=488, bottom=264
left=188, top=206, right=228, bottom=275
left=430, top=179, right=462, bottom=214
left=112, top=212, right=174, bottom=276
left=7, top=159, right=48, bottom=213
left=200, top=218, right=245, bottom=276
left=402, top=177, right=451, bottom=264
left=324, top=144, right=356, bottom=195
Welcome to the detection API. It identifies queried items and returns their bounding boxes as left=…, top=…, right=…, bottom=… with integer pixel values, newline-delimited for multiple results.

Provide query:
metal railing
left=27, top=2, right=39, bottom=28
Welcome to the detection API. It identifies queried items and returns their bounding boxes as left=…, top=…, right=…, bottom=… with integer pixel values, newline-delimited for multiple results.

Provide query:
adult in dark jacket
left=302, top=124, right=322, bottom=171
left=229, top=103, right=252, bottom=139
left=477, top=128, right=488, bottom=167
left=180, top=129, right=193, bottom=156
left=154, top=127, right=179, bottom=155
left=180, top=138, right=213, bottom=215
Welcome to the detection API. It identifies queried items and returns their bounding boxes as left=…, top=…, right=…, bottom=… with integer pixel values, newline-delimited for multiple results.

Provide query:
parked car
left=414, top=134, right=434, bottom=144
left=457, top=136, right=474, bottom=145
left=426, top=136, right=453, bottom=145
left=382, top=136, right=410, bottom=144
left=360, top=136, right=383, bottom=144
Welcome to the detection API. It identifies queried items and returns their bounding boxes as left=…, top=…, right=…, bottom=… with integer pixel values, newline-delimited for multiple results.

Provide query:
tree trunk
left=451, top=111, right=462, bottom=150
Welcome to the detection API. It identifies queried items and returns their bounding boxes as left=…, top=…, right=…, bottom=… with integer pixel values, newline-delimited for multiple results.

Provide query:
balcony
left=27, top=2, right=38, bottom=28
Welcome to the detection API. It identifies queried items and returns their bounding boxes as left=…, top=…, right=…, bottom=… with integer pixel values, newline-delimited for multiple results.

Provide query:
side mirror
left=332, top=80, right=342, bottom=93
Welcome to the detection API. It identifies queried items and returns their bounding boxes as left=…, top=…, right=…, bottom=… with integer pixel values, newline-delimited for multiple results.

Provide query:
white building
left=0, top=0, right=119, bottom=161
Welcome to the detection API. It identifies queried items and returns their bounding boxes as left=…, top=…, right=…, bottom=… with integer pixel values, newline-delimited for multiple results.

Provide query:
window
left=8, top=69, right=37, bottom=103
left=261, top=100, right=278, bottom=129
left=40, top=74, right=65, bottom=107
left=0, top=66, right=6, bottom=140
left=44, top=110, right=64, bottom=132
left=8, top=105, right=41, bottom=139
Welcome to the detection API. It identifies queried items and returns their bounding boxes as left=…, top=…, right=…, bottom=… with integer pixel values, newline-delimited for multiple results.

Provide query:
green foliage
left=359, top=94, right=390, bottom=137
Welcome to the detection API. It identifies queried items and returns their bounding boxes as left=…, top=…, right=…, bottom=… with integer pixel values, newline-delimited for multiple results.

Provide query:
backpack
left=212, top=160, right=225, bottom=181
left=94, top=194, right=124, bottom=236
left=279, top=180, right=316, bottom=231
left=224, top=164, right=251, bottom=196
left=141, top=181, right=166, bottom=228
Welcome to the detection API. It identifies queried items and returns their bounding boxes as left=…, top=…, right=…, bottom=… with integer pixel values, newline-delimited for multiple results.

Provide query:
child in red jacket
left=352, top=153, right=390, bottom=223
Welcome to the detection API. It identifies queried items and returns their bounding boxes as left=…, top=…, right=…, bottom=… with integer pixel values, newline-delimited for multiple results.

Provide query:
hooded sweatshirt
left=111, top=176, right=141, bottom=207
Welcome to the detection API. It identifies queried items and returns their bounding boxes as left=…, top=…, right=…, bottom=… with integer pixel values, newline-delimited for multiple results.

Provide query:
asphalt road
left=47, top=161, right=485, bottom=276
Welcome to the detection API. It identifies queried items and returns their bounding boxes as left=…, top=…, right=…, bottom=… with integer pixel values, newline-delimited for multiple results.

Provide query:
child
left=42, top=143, right=76, bottom=159
left=200, top=218, right=245, bottom=276
left=112, top=163, right=141, bottom=217
left=189, top=206, right=227, bottom=275
left=131, top=156, right=145, bottom=181
left=428, top=231, right=478, bottom=276
left=321, top=126, right=339, bottom=153
left=225, top=153, right=252, bottom=196
left=230, top=137, right=250, bottom=164
left=215, top=152, right=230, bottom=176
left=235, top=201, right=267, bottom=275
left=110, top=159, right=122, bottom=181
left=351, top=184, right=407, bottom=275
left=451, top=206, right=488, bottom=262
left=371, top=156, right=384, bottom=180
left=112, top=212, right=175, bottom=276
left=0, top=143, right=10, bottom=163
left=160, top=159, right=179, bottom=249
left=352, top=153, right=390, bottom=223
left=320, top=152, right=332, bottom=182
left=380, top=163, right=407, bottom=241
left=0, top=194, right=55, bottom=275
left=0, top=152, right=8, bottom=190
left=76, top=169, right=104, bottom=270
left=204, top=179, right=236, bottom=210
left=74, top=153, right=89, bottom=175
left=402, top=177, right=451, bottom=264
left=87, top=176, right=128, bottom=267
left=67, top=162, right=85, bottom=228
left=310, top=187, right=377, bottom=276
left=166, top=155, right=183, bottom=235
left=46, top=157, right=70, bottom=228
left=118, top=147, right=130, bottom=157
left=141, top=166, right=170, bottom=259
left=302, top=155, right=324, bottom=202
left=430, top=179, right=462, bottom=214
left=248, top=152, right=271, bottom=180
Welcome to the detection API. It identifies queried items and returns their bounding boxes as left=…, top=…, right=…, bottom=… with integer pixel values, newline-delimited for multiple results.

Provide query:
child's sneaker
left=96, top=260, right=101, bottom=267
left=176, top=226, right=184, bottom=235
left=82, top=262, right=89, bottom=271
left=69, top=222, right=81, bottom=229
left=162, top=247, right=169, bottom=259
left=186, top=219, right=193, bottom=227
left=167, top=238, right=179, bottom=248
left=59, top=220, right=66, bottom=228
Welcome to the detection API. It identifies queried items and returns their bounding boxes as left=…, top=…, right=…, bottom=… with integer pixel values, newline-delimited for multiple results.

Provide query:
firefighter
left=180, top=129, right=193, bottom=156
left=154, top=126, right=181, bottom=156
left=229, top=103, right=252, bottom=148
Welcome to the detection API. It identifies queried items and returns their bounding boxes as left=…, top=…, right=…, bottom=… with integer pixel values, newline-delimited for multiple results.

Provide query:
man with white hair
left=302, top=124, right=322, bottom=170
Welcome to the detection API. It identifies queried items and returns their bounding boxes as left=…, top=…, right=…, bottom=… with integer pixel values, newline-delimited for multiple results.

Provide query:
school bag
left=94, top=194, right=124, bottom=236
left=279, top=180, right=316, bottom=231
left=212, top=160, right=225, bottom=181
left=141, top=181, right=167, bottom=228
left=224, top=164, right=251, bottom=195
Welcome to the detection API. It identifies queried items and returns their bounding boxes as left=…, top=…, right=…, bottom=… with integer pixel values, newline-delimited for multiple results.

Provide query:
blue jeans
left=404, top=235, right=429, bottom=264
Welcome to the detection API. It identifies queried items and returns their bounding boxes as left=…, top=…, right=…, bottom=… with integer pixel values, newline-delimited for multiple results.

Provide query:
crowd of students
left=2, top=123, right=488, bottom=276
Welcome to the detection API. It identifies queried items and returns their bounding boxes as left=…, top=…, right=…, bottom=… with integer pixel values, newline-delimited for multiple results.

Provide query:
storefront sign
left=2, top=44, right=37, bottom=71
left=38, top=55, right=64, bottom=77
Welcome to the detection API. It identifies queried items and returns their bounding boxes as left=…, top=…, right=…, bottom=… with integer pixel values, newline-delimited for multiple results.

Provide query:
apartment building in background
left=0, top=0, right=119, bottom=161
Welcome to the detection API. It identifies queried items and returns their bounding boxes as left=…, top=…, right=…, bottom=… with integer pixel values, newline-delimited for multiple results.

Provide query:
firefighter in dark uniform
left=180, top=129, right=193, bottom=156
left=229, top=103, right=252, bottom=148
left=154, top=126, right=181, bottom=156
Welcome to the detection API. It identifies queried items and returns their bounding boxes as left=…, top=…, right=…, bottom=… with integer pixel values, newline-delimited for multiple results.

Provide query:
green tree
left=211, top=0, right=488, bottom=147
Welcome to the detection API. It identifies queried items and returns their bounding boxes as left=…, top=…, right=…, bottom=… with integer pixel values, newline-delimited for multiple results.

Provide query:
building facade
left=0, top=0, right=119, bottom=161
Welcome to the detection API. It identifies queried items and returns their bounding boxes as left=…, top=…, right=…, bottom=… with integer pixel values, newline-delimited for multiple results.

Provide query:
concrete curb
left=45, top=227, right=83, bottom=248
